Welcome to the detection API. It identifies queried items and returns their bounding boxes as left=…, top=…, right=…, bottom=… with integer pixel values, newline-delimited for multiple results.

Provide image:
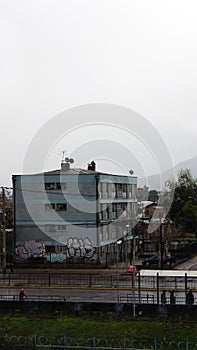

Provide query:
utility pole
left=132, top=233, right=136, bottom=318
left=125, top=224, right=130, bottom=272
left=160, top=214, right=164, bottom=270
left=1, top=187, right=6, bottom=274
left=95, top=175, right=100, bottom=264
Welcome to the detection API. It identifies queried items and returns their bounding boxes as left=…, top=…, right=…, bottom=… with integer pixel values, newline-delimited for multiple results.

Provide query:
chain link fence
left=0, top=335, right=197, bottom=350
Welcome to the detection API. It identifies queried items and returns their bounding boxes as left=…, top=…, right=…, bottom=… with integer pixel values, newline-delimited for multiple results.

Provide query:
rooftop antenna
left=54, top=148, right=68, bottom=162
left=61, top=156, right=75, bottom=171
left=61, top=150, right=67, bottom=161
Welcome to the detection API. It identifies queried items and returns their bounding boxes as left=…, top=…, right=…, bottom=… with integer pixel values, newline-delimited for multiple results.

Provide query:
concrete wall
left=1, top=301, right=197, bottom=321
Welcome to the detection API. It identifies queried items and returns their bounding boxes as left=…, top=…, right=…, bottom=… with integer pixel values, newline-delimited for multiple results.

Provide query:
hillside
left=138, top=156, right=197, bottom=190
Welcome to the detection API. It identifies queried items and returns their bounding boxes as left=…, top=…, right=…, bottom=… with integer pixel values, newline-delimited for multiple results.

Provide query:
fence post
left=138, top=271, right=141, bottom=304
left=64, top=335, right=66, bottom=349
left=89, top=274, right=92, bottom=287
left=185, top=273, right=187, bottom=302
left=93, top=336, right=96, bottom=350
left=147, top=292, right=149, bottom=303
left=48, top=272, right=51, bottom=287
left=154, top=338, right=157, bottom=350
left=33, top=334, right=36, bottom=347
left=123, top=336, right=126, bottom=350
left=156, top=273, right=159, bottom=304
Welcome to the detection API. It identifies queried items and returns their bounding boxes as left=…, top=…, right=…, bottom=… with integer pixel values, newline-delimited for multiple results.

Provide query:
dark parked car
left=142, top=254, right=176, bottom=267
left=142, top=255, right=159, bottom=266
left=164, top=255, right=176, bottom=266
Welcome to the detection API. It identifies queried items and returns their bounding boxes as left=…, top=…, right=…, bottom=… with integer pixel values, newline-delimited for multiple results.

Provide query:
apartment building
left=12, top=159, right=137, bottom=264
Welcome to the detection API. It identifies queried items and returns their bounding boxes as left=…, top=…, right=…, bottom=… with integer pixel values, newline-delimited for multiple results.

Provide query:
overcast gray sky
left=1, top=0, right=197, bottom=187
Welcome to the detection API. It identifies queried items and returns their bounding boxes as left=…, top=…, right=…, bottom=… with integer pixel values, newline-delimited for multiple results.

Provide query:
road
left=0, top=256, right=197, bottom=304
left=176, top=256, right=197, bottom=270
left=1, top=287, right=133, bottom=303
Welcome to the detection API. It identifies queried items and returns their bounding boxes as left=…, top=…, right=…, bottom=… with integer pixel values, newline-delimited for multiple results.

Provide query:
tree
left=148, top=190, right=159, bottom=203
left=0, top=189, right=13, bottom=266
left=166, top=169, right=197, bottom=235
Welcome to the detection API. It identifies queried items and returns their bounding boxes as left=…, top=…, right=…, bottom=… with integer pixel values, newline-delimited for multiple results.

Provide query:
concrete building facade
left=13, top=160, right=137, bottom=264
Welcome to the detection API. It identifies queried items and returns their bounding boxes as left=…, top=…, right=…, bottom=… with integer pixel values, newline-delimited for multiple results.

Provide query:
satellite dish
left=65, top=157, right=70, bottom=162
left=69, top=158, right=74, bottom=164
left=129, top=170, right=134, bottom=175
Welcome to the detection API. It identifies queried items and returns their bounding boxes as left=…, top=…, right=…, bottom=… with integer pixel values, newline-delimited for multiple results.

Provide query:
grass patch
left=0, top=315, right=197, bottom=341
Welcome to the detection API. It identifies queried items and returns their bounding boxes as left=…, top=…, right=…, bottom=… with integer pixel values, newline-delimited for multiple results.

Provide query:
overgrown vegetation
left=0, top=316, right=197, bottom=341
left=166, top=169, right=197, bottom=237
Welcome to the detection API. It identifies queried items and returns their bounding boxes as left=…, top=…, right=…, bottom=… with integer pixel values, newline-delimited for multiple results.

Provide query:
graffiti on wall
left=15, top=240, right=45, bottom=262
left=46, top=237, right=96, bottom=263
left=47, top=253, right=67, bottom=262
left=65, top=237, right=96, bottom=263
left=15, top=237, right=96, bottom=263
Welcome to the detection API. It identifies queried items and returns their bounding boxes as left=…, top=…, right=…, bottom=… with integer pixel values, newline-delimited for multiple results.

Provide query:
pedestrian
left=161, top=290, right=166, bottom=304
left=19, top=288, right=26, bottom=301
left=186, top=289, right=194, bottom=305
left=170, top=291, right=176, bottom=304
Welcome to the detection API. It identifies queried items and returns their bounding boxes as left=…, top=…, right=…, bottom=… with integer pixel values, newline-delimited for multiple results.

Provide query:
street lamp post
left=159, top=214, right=164, bottom=270
left=126, top=224, right=130, bottom=271
left=95, top=175, right=100, bottom=264
left=1, top=187, right=6, bottom=274
left=132, top=233, right=136, bottom=318
left=116, top=240, right=122, bottom=302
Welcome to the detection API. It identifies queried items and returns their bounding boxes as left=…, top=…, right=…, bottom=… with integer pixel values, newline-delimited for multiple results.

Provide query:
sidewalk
left=11, top=258, right=143, bottom=275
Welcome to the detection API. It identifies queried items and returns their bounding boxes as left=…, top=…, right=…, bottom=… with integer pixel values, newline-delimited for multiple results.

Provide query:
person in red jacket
left=19, top=288, right=26, bottom=301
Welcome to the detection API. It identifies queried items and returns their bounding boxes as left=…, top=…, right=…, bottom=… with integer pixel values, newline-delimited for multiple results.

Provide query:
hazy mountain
left=138, top=156, right=197, bottom=190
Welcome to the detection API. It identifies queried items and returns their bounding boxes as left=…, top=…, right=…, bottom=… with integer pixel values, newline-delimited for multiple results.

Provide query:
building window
left=45, top=203, right=55, bottom=210
left=57, top=225, right=67, bottom=231
left=45, top=225, right=67, bottom=232
left=56, top=204, right=67, bottom=211
left=45, top=183, right=55, bottom=190
left=45, top=182, right=67, bottom=190
left=45, top=203, right=67, bottom=211
left=45, top=225, right=56, bottom=232
left=56, top=182, right=61, bottom=190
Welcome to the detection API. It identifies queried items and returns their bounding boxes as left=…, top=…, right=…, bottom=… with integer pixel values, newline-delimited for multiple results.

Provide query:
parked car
left=142, top=255, right=159, bottom=266
left=164, top=255, right=176, bottom=265
left=142, top=254, right=176, bottom=267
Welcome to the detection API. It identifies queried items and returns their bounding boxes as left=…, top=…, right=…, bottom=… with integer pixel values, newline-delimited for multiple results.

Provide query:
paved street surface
left=176, top=256, right=197, bottom=270
left=0, top=257, right=196, bottom=304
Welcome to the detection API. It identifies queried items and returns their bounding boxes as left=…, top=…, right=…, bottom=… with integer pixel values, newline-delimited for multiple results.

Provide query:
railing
left=0, top=272, right=196, bottom=290
left=0, top=292, right=192, bottom=305
left=0, top=294, right=66, bottom=302
left=0, top=271, right=196, bottom=305
left=0, top=335, right=197, bottom=350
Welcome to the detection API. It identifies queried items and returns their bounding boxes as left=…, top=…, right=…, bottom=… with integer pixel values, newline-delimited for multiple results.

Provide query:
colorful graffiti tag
left=15, top=237, right=96, bottom=263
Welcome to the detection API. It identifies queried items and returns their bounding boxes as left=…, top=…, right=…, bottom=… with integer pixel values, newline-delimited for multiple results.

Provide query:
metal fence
left=0, top=271, right=196, bottom=291
left=0, top=271, right=197, bottom=305
left=0, top=271, right=196, bottom=289
left=0, top=336, right=197, bottom=350
left=0, top=291, right=193, bottom=305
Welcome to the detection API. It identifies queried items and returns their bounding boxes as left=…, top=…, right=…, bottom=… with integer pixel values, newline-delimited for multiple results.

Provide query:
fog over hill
left=138, top=156, right=197, bottom=190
